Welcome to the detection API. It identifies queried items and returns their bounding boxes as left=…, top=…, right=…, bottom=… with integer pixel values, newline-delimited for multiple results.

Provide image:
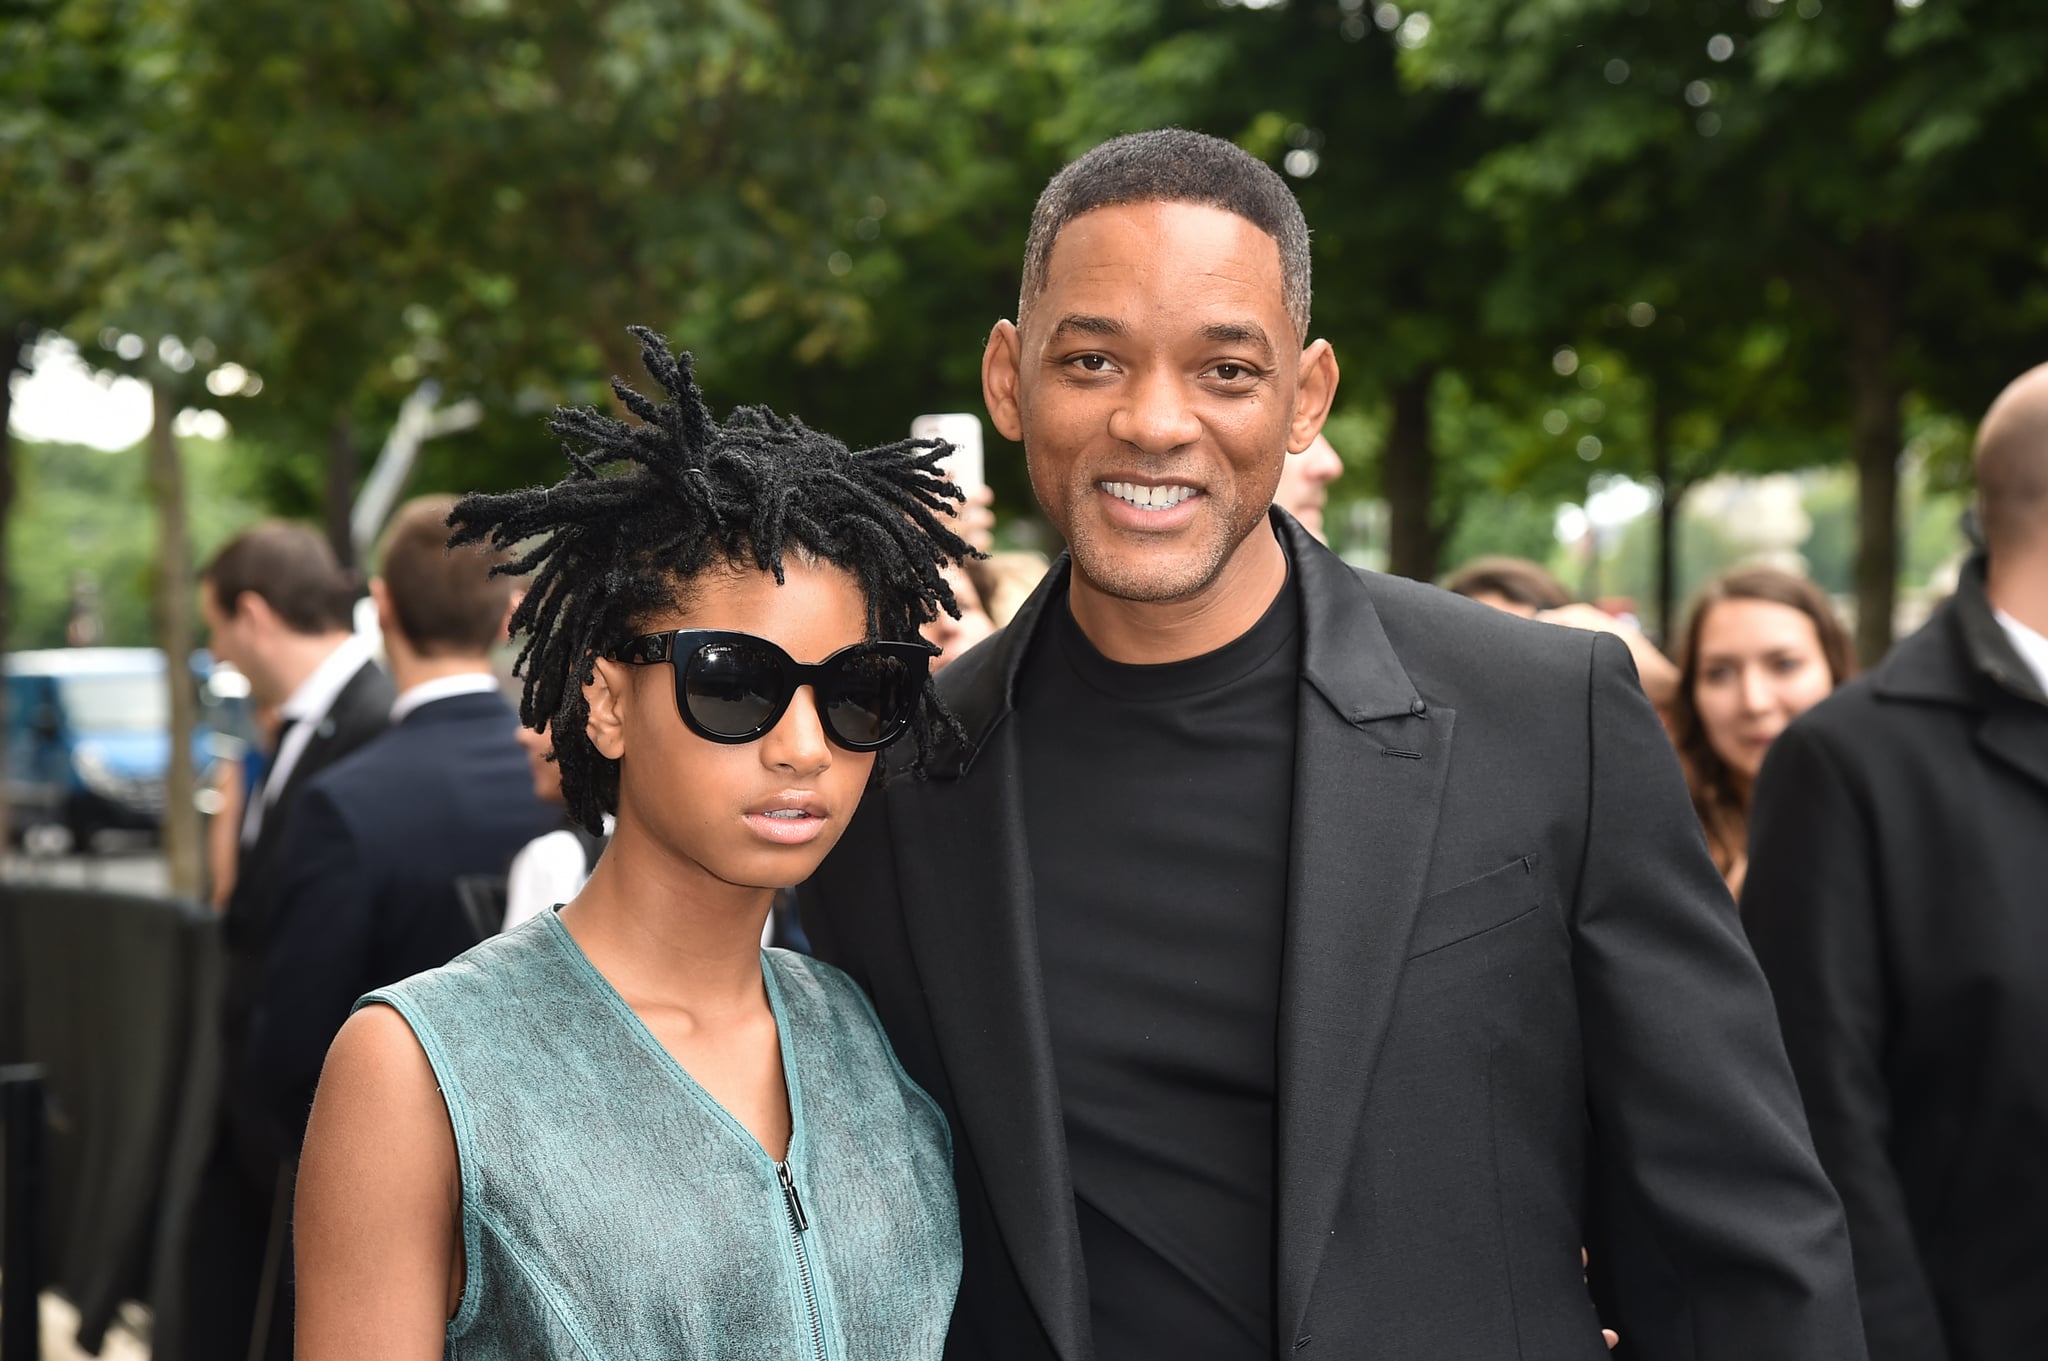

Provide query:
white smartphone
left=910, top=412, right=984, bottom=494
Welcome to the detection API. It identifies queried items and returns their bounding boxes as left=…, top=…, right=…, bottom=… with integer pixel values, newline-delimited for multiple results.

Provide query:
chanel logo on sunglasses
left=615, top=629, right=930, bottom=751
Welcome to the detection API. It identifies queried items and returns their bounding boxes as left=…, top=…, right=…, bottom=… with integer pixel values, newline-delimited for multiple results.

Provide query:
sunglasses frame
left=614, top=628, right=931, bottom=752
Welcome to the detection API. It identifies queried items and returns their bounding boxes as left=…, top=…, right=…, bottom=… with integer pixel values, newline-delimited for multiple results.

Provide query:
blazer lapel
left=1273, top=516, right=1454, bottom=1346
left=892, top=574, right=1091, bottom=1361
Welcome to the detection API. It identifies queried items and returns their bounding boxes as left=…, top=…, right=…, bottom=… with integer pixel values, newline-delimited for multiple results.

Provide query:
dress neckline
left=538, top=907, right=809, bottom=1172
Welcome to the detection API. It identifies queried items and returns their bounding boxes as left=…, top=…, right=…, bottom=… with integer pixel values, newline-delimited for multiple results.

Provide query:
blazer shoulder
left=292, top=714, right=449, bottom=833
left=1776, top=669, right=1957, bottom=776
left=1352, top=569, right=1600, bottom=697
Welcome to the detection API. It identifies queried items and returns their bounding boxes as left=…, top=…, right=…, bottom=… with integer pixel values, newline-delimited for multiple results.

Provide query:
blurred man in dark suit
left=249, top=494, right=553, bottom=1153
left=178, top=521, right=392, bottom=1361
left=1747, top=362, right=2048, bottom=1361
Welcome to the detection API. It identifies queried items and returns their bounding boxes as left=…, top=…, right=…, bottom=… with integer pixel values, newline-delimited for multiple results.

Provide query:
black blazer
left=802, top=512, right=1863, bottom=1361
left=216, top=658, right=392, bottom=1172
left=244, top=689, right=555, bottom=1153
left=1744, top=556, right=2048, bottom=1361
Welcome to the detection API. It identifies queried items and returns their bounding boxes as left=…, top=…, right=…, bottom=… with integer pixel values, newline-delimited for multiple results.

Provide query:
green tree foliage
left=10, top=0, right=2044, bottom=675
left=5, top=434, right=261, bottom=645
left=1419, top=0, right=2048, bottom=657
left=107, top=0, right=999, bottom=539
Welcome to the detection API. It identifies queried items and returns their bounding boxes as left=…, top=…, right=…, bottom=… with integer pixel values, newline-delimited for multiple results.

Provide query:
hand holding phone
left=909, top=413, right=984, bottom=495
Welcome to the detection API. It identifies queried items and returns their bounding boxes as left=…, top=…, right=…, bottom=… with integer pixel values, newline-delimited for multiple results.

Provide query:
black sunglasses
left=614, top=629, right=930, bottom=751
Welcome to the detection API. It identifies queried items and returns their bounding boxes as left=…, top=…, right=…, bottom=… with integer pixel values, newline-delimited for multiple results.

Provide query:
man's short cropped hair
left=378, top=494, right=516, bottom=658
left=1019, top=128, right=1312, bottom=342
left=1442, top=556, right=1573, bottom=613
left=202, top=520, right=358, bottom=635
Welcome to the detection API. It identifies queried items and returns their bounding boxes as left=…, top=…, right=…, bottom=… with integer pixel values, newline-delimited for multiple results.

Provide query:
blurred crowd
left=159, top=357, right=2046, bottom=1361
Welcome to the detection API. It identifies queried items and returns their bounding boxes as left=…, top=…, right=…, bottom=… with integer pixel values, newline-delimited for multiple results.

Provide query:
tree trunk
left=1383, top=369, right=1440, bottom=581
left=325, top=410, right=358, bottom=573
left=1847, top=253, right=1902, bottom=667
left=148, top=381, right=204, bottom=900
left=0, top=333, right=20, bottom=851
left=1651, top=389, right=1680, bottom=647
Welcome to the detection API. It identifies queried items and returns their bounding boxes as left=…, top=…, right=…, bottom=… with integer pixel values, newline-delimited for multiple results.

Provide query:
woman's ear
left=584, top=658, right=631, bottom=761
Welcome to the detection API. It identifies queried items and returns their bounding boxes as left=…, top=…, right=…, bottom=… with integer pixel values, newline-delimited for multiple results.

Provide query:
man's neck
left=265, top=630, right=357, bottom=708
left=389, top=652, right=495, bottom=697
left=1067, top=522, right=1288, bottom=665
left=1986, top=549, right=2048, bottom=638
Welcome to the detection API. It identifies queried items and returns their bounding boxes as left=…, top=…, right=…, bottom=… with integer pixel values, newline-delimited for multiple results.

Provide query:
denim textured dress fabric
left=356, top=910, right=961, bottom=1359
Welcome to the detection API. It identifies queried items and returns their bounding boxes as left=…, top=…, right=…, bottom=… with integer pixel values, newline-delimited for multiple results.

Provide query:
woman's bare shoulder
left=297, top=1004, right=463, bottom=1360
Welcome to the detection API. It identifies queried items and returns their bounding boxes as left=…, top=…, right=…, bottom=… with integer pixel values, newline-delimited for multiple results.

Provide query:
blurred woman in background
left=1671, top=566, right=1855, bottom=897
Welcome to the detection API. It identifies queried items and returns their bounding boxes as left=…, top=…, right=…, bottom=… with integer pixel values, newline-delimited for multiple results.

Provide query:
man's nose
left=1107, top=364, right=1202, bottom=455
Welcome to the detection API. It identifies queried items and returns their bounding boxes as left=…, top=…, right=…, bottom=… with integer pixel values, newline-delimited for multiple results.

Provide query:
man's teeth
left=762, top=809, right=810, bottom=819
left=1101, top=481, right=1197, bottom=510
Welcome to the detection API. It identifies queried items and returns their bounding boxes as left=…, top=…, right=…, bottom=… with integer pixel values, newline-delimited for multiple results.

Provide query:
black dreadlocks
left=448, top=326, right=973, bottom=833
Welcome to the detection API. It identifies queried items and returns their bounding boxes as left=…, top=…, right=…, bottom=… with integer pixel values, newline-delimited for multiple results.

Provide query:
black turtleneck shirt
left=1016, top=556, right=1301, bottom=1360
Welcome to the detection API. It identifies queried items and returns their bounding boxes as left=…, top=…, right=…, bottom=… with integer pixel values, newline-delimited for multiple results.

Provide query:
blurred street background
left=4, top=0, right=2046, bottom=1354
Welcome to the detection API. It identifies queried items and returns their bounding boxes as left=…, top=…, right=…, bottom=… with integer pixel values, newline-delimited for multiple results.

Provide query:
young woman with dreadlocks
left=295, top=329, right=970, bottom=1359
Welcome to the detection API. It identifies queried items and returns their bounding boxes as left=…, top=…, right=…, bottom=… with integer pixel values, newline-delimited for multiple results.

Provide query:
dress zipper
left=778, top=1159, right=827, bottom=1361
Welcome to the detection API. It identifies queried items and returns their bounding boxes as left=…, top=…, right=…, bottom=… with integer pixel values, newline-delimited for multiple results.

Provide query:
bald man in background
left=1743, top=362, right=2048, bottom=1361
left=1271, top=432, right=1344, bottom=542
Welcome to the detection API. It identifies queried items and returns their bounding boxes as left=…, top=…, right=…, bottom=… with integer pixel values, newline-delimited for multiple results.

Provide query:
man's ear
left=1287, top=339, right=1340, bottom=454
left=982, top=320, right=1025, bottom=443
left=368, top=576, right=413, bottom=664
left=367, top=578, right=396, bottom=638
left=234, top=587, right=281, bottom=636
left=584, top=658, right=631, bottom=762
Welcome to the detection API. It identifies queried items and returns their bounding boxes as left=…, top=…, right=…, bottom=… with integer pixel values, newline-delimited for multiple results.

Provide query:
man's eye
left=1075, top=354, right=1110, bottom=372
left=1210, top=363, right=1256, bottom=382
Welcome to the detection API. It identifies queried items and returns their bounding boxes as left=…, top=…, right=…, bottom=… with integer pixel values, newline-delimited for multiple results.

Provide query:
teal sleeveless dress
left=356, top=909, right=961, bottom=1359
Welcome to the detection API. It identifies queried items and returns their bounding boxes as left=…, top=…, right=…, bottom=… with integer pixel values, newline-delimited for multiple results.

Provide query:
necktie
left=241, top=715, right=302, bottom=843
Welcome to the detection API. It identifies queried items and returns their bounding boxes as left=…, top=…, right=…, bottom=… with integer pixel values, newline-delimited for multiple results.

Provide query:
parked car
left=3, top=647, right=220, bottom=850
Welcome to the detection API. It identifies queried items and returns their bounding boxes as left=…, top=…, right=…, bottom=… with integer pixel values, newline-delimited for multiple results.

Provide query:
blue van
left=3, top=647, right=220, bottom=848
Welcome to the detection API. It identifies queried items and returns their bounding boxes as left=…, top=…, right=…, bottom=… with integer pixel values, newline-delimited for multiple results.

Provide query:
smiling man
left=802, top=130, right=1864, bottom=1361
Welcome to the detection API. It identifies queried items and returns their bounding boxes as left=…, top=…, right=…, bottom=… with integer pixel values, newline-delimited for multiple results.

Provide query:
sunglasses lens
left=682, top=640, right=784, bottom=738
left=824, top=649, right=921, bottom=747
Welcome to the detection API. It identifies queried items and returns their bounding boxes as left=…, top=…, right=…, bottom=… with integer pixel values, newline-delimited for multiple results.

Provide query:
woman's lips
left=744, top=808, right=828, bottom=845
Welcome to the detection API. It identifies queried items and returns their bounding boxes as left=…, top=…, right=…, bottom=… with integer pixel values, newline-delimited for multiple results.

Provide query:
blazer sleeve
left=1743, top=721, right=1947, bottom=1361
left=243, top=782, right=377, bottom=1157
left=1572, top=633, right=1866, bottom=1359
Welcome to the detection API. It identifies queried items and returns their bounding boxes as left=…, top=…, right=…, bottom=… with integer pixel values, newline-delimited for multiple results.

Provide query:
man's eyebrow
left=1048, top=314, right=1130, bottom=341
left=1200, top=321, right=1275, bottom=357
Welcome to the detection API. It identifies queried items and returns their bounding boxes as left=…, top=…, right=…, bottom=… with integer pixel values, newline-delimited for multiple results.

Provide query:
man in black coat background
left=175, top=521, right=392, bottom=1361
left=1745, top=362, right=2048, bottom=1361
left=803, top=130, right=1864, bottom=1361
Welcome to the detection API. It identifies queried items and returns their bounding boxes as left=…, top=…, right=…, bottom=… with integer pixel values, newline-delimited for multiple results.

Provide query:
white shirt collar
left=1993, top=607, right=2048, bottom=697
left=391, top=671, right=503, bottom=723
left=279, top=633, right=374, bottom=723
left=244, top=632, right=375, bottom=844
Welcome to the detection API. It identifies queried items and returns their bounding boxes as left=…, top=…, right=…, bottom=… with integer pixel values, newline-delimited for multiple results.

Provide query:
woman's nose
left=761, top=686, right=833, bottom=776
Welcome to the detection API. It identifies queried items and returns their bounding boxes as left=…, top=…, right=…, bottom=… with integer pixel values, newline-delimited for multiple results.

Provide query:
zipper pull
left=777, top=1160, right=809, bottom=1232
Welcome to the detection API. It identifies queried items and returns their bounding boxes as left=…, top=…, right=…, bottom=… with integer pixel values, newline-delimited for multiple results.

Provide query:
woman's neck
left=558, top=813, right=777, bottom=1016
